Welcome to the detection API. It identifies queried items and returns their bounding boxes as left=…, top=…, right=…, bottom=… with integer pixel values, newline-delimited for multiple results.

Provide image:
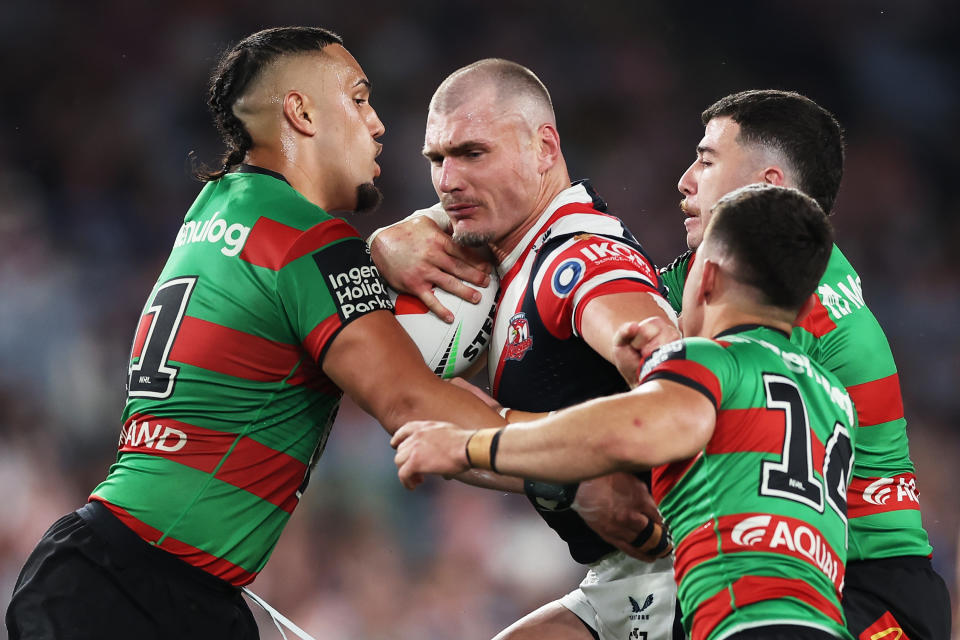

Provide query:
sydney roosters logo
left=504, top=312, right=533, bottom=361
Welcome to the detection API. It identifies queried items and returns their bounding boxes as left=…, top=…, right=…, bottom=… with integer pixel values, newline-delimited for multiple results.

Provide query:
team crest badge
left=505, top=312, right=533, bottom=361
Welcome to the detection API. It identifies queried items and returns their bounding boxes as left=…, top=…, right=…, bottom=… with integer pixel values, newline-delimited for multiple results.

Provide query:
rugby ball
left=391, top=274, right=499, bottom=379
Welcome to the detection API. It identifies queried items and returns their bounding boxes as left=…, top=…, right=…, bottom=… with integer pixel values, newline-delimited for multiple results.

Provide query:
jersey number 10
left=760, top=374, right=854, bottom=524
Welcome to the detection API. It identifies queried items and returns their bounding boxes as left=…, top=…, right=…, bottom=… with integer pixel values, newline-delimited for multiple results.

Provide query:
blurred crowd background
left=1, top=1, right=958, bottom=637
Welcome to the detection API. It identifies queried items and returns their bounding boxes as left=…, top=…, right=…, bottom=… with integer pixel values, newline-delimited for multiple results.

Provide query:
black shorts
left=843, top=555, right=952, bottom=640
left=726, top=625, right=839, bottom=639
left=5, top=501, right=259, bottom=640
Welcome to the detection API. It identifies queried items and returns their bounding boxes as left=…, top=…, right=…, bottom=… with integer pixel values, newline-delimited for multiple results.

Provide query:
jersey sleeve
left=532, top=233, right=663, bottom=339
left=658, top=250, right=694, bottom=315
left=275, top=218, right=394, bottom=364
left=637, top=337, right=735, bottom=411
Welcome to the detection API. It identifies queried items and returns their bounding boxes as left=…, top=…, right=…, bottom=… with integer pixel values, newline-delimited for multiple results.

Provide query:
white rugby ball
left=391, top=274, right=498, bottom=379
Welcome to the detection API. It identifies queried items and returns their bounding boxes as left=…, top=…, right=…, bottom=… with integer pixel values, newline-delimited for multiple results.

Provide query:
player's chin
left=354, top=183, right=383, bottom=213
left=452, top=225, right=494, bottom=248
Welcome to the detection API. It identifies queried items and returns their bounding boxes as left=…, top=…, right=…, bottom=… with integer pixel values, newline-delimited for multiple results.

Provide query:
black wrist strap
left=523, top=480, right=580, bottom=511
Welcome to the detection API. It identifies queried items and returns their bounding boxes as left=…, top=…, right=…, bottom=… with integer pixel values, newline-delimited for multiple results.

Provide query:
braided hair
left=193, top=26, right=343, bottom=182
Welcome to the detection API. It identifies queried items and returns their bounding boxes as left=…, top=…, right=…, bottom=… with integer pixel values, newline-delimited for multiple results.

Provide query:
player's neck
left=243, top=149, right=333, bottom=210
left=700, top=303, right=794, bottom=340
left=490, top=167, right=571, bottom=262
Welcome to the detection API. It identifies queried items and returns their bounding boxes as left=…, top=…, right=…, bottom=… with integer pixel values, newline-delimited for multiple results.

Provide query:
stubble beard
left=354, top=183, right=383, bottom=213
left=452, top=229, right=495, bottom=248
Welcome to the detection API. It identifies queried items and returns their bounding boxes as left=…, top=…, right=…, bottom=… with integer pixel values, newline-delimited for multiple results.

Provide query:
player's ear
left=536, top=123, right=561, bottom=174
left=793, top=292, right=819, bottom=326
left=283, top=90, right=316, bottom=136
left=761, top=165, right=786, bottom=187
left=699, top=259, right=720, bottom=302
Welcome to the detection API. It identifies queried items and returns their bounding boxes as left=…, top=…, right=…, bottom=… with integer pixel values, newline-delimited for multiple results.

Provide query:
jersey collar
left=714, top=323, right=790, bottom=339
left=497, top=180, right=597, bottom=274
left=232, top=164, right=291, bottom=185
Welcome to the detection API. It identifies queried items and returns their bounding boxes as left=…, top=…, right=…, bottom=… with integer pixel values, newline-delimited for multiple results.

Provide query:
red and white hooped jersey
left=488, top=180, right=673, bottom=564
left=489, top=180, right=669, bottom=408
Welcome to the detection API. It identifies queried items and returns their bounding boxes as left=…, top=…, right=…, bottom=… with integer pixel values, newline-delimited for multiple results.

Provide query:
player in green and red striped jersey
left=6, top=27, right=507, bottom=640
left=394, top=184, right=856, bottom=639
left=651, top=90, right=951, bottom=638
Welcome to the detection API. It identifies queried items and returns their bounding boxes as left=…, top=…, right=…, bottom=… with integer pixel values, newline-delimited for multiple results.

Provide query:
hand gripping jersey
left=91, top=166, right=393, bottom=586
left=660, top=246, right=932, bottom=563
left=489, top=180, right=671, bottom=564
left=640, top=326, right=857, bottom=640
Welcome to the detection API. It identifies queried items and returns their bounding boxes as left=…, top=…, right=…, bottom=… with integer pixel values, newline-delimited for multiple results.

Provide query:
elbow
left=373, top=387, right=425, bottom=435
left=598, top=426, right=653, bottom=472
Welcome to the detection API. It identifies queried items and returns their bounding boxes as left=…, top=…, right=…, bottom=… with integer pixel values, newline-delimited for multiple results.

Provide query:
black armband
left=523, top=479, right=580, bottom=511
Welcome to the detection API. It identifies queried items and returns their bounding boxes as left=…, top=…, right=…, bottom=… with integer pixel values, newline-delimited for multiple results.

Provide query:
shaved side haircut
left=707, top=183, right=833, bottom=311
left=702, top=90, right=845, bottom=216
left=194, top=26, right=343, bottom=182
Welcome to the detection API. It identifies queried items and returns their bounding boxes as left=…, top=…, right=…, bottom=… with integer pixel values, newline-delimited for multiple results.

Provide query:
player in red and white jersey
left=371, top=59, right=683, bottom=640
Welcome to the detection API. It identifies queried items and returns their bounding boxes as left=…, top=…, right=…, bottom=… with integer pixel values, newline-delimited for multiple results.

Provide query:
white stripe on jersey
left=538, top=212, right=626, bottom=242
left=488, top=183, right=654, bottom=390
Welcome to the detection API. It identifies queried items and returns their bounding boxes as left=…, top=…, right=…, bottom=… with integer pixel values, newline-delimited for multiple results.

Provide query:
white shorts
left=558, top=552, right=680, bottom=640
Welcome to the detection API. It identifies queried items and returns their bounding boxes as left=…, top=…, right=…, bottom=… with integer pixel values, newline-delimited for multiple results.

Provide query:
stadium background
left=1, top=1, right=957, bottom=637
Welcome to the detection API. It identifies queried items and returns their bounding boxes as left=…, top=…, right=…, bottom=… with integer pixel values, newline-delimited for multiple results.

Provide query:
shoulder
left=659, top=250, right=694, bottom=276
left=638, top=337, right=732, bottom=410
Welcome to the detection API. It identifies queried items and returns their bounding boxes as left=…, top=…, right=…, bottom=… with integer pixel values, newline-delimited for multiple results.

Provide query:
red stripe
left=798, top=295, right=837, bottom=338
left=848, top=473, right=921, bottom=518
left=690, top=586, right=732, bottom=640
left=303, top=315, right=343, bottom=363
left=708, top=408, right=825, bottom=474
left=88, top=498, right=258, bottom=586
left=675, top=513, right=844, bottom=592
left=860, top=611, right=910, bottom=640
left=651, top=453, right=700, bottom=502
left=573, top=281, right=661, bottom=337
left=491, top=202, right=602, bottom=396
left=673, top=519, right=716, bottom=584
left=846, top=374, right=904, bottom=426
left=118, top=414, right=307, bottom=513
left=286, top=358, right=340, bottom=395
left=131, top=312, right=153, bottom=360
left=732, top=575, right=843, bottom=624
left=238, top=217, right=301, bottom=270
left=692, top=575, right=843, bottom=640
left=169, top=316, right=301, bottom=382
left=393, top=293, right=430, bottom=315
left=647, top=359, right=721, bottom=408
left=283, top=218, right=360, bottom=267
left=239, top=217, right=360, bottom=271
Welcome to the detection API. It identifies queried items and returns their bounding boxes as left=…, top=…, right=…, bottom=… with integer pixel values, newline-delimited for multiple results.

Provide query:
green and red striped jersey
left=659, top=245, right=931, bottom=562
left=91, top=166, right=393, bottom=585
left=640, top=326, right=856, bottom=639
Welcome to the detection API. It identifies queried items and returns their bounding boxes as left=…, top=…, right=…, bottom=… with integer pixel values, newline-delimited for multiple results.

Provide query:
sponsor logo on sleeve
left=573, top=235, right=655, bottom=280
left=861, top=475, right=920, bottom=506
left=551, top=258, right=585, bottom=297
left=313, top=240, right=393, bottom=322
left=639, top=339, right=686, bottom=380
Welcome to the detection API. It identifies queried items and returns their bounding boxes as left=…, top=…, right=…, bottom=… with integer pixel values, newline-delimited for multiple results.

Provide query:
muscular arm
left=495, top=380, right=713, bottom=482
left=579, top=291, right=679, bottom=368
left=393, top=379, right=715, bottom=487
left=322, top=310, right=519, bottom=492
